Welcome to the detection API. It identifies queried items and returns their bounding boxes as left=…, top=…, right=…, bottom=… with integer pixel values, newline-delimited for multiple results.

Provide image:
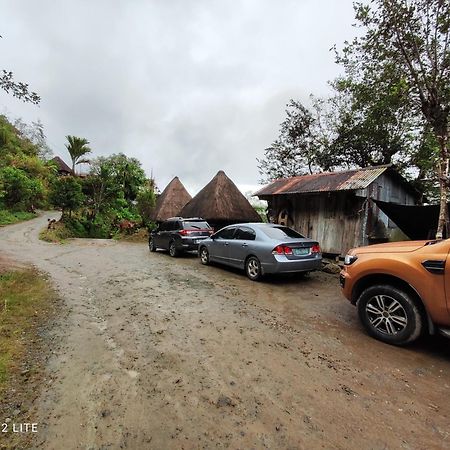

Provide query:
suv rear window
left=183, top=221, right=210, bottom=229
left=261, top=226, right=304, bottom=239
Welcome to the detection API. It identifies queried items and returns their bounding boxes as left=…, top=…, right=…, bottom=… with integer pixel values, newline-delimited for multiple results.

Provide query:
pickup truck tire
left=357, top=284, right=423, bottom=346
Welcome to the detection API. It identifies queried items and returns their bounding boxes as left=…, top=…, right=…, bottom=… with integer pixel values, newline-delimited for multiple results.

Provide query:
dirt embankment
left=0, top=214, right=449, bottom=449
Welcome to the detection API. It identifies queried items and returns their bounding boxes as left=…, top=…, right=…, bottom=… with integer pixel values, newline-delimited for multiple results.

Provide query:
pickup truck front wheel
left=357, top=285, right=423, bottom=346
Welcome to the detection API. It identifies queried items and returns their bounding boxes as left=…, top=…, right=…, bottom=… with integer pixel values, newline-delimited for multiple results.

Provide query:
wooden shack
left=255, top=165, right=421, bottom=256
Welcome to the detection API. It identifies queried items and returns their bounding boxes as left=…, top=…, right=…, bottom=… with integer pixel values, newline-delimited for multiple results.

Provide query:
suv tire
left=357, top=285, right=423, bottom=346
left=169, top=240, right=179, bottom=257
left=149, top=236, right=156, bottom=252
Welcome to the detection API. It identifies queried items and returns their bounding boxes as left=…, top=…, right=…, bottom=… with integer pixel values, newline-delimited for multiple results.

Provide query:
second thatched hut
left=179, top=170, right=261, bottom=230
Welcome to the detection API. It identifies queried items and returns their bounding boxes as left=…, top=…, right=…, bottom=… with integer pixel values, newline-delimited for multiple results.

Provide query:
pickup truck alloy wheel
left=365, top=295, right=407, bottom=335
left=149, top=237, right=156, bottom=252
left=357, top=285, right=423, bottom=345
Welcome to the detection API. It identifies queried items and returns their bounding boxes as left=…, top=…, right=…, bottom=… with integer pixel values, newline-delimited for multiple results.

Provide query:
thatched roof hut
left=51, top=156, right=73, bottom=176
left=179, top=170, right=262, bottom=229
left=151, top=176, right=192, bottom=222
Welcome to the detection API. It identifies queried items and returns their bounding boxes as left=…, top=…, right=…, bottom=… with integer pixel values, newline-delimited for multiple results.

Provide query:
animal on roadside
left=47, top=218, right=57, bottom=230
left=117, top=219, right=137, bottom=234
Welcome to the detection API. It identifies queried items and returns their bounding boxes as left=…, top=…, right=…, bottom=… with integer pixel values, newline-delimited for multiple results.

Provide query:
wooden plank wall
left=268, top=192, right=364, bottom=255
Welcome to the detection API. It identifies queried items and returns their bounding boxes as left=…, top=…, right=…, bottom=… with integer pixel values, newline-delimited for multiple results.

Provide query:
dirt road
left=1, top=214, right=449, bottom=449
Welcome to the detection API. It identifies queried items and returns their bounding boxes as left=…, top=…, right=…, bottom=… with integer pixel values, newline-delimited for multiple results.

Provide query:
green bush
left=0, top=167, right=44, bottom=211
left=49, top=177, right=84, bottom=217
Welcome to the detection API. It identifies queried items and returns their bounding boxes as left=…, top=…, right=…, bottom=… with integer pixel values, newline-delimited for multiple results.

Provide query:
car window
left=235, top=227, right=256, bottom=241
left=166, top=221, right=177, bottom=231
left=215, top=227, right=236, bottom=239
left=260, top=226, right=305, bottom=239
left=183, top=221, right=211, bottom=229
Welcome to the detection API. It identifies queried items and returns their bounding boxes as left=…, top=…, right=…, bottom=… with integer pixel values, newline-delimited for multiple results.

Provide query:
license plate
left=194, top=239, right=205, bottom=244
left=293, top=247, right=309, bottom=256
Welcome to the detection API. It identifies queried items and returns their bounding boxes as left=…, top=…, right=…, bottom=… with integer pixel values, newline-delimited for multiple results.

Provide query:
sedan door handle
left=242, top=243, right=248, bottom=247
left=224, top=242, right=229, bottom=246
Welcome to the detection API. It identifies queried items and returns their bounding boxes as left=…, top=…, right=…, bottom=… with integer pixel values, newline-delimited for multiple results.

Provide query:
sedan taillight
left=311, top=244, right=321, bottom=253
left=272, top=245, right=293, bottom=255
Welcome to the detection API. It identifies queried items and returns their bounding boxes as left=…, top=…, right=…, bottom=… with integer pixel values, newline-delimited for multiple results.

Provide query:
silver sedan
left=198, top=223, right=322, bottom=281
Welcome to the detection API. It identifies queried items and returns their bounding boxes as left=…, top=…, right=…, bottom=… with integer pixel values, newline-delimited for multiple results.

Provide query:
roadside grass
left=0, top=210, right=36, bottom=227
left=40, top=220, right=149, bottom=244
left=39, top=221, right=72, bottom=244
left=0, top=268, right=58, bottom=448
left=0, top=269, right=56, bottom=391
left=113, top=227, right=148, bottom=243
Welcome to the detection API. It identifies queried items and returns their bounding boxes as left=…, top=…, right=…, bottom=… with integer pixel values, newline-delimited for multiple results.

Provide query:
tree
left=339, top=0, right=450, bottom=237
left=49, top=176, right=85, bottom=218
left=0, top=70, right=40, bottom=105
left=0, top=35, right=40, bottom=104
left=328, top=72, right=419, bottom=170
left=0, top=166, right=44, bottom=210
left=83, top=154, right=146, bottom=220
left=136, top=179, right=157, bottom=227
left=65, top=135, right=91, bottom=174
left=14, top=118, right=53, bottom=160
left=257, top=100, right=319, bottom=182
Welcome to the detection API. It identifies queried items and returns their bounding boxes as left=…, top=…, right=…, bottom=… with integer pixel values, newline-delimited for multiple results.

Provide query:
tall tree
left=339, top=0, right=450, bottom=237
left=65, top=135, right=91, bottom=174
left=257, top=100, right=320, bottom=182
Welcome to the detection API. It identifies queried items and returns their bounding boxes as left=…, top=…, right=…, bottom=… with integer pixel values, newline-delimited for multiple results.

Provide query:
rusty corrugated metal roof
left=255, top=166, right=390, bottom=196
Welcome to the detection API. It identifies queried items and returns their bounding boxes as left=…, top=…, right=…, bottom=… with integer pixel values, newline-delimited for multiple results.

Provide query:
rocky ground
left=0, top=214, right=449, bottom=449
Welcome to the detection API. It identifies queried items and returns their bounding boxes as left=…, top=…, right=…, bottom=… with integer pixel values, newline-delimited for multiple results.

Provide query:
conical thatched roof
left=151, top=177, right=192, bottom=222
left=51, top=156, right=73, bottom=175
left=179, top=171, right=261, bottom=225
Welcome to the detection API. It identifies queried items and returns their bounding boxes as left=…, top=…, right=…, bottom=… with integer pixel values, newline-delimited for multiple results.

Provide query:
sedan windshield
left=261, top=226, right=304, bottom=239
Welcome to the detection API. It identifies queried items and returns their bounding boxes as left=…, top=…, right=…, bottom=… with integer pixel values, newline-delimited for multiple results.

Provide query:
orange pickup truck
left=340, top=239, right=450, bottom=345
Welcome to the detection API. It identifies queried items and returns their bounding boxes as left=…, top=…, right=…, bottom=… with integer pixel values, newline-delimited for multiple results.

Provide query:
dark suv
left=149, top=217, right=213, bottom=257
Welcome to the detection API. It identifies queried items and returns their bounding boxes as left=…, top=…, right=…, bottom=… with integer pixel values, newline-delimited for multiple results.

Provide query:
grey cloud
left=0, top=0, right=357, bottom=193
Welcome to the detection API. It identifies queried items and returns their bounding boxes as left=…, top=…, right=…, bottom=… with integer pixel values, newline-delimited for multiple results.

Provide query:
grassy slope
left=0, top=269, right=58, bottom=449
left=0, top=210, right=36, bottom=227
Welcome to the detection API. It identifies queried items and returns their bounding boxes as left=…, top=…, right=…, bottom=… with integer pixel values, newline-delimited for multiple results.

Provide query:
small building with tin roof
left=255, top=165, right=421, bottom=256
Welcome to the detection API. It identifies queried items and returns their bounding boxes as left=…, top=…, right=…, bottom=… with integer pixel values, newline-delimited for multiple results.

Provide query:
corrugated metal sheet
left=255, top=166, right=389, bottom=196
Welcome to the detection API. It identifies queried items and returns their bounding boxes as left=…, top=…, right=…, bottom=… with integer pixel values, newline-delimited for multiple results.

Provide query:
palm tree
left=65, top=135, right=91, bottom=175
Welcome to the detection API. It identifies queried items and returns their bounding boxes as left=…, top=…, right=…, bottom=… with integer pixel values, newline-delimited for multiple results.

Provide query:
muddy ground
left=0, top=214, right=449, bottom=449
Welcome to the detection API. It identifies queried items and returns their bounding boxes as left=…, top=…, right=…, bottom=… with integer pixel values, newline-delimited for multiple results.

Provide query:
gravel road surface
left=0, top=214, right=449, bottom=449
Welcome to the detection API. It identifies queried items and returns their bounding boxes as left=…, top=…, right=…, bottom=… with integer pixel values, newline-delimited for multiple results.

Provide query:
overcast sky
left=1, top=0, right=357, bottom=195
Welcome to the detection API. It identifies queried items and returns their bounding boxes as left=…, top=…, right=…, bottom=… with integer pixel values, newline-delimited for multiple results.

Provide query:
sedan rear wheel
left=199, top=247, right=209, bottom=265
left=357, top=285, right=423, bottom=345
left=246, top=256, right=262, bottom=281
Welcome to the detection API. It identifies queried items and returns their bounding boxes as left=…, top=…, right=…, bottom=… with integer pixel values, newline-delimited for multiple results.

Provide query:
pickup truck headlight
left=344, top=254, right=358, bottom=265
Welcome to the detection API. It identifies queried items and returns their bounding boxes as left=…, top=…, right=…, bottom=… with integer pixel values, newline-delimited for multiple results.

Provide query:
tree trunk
left=436, top=135, right=449, bottom=239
